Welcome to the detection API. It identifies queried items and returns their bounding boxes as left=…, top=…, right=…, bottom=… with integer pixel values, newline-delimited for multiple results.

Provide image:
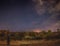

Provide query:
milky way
left=33, top=0, right=60, bottom=31
left=0, top=0, right=60, bottom=31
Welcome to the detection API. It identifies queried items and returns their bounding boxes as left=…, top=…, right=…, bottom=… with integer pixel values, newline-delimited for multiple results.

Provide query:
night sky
left=0, top=0, right=60, bottom=31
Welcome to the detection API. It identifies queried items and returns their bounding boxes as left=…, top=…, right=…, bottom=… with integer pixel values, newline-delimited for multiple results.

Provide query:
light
left=33, top=29, right=41, bottom=33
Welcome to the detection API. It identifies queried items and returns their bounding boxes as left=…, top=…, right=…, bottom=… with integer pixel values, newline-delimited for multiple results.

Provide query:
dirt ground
left=0, top=40, right=60, bottom=46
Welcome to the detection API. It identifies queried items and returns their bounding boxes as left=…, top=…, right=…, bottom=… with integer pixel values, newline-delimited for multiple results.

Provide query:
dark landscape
left=0, top=29, right=60, bottom=46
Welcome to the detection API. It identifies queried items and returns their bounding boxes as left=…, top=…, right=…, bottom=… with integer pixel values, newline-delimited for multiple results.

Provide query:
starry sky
left=0, top=0, right=60, bottom=31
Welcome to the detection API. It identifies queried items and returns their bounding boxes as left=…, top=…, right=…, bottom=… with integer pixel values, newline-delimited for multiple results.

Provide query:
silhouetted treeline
left=0, top=29, right=60, bottom=41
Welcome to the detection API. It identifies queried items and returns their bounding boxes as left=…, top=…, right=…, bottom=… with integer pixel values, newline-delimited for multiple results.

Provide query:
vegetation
left=0, top=29, right=60, bottom=46
left=0, top=29, right=60, bottom=40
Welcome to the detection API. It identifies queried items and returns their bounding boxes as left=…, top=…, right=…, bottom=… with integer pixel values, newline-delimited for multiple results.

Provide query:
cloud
left=32, top=0, right=60, bottom=31
left=48, top=2, right=60, bottom=14
left=45, top=21, right=60, bottom=31
left=40, top=17, right=60, bottom=31
left=33, top=0, right=60, bottom=15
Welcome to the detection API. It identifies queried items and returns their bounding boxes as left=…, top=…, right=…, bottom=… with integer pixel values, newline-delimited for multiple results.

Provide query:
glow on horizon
left=33, top=29, right=41, bottom=33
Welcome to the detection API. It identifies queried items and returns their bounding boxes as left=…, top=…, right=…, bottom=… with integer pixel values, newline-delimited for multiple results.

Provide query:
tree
left=40, top=30, right=47, bottom=39
left=16, top=32, right=25, bottom=40
left=57, top=29, right=60, bottom=33
left=46, top=30, right=52, bottom=40
left=1, top=30, right=11, bottom=42
left=56, top=29, right=60, bottom=39
left=0, top=30, right=7, bottom=41
left=10, top=32, right=16, bottom=40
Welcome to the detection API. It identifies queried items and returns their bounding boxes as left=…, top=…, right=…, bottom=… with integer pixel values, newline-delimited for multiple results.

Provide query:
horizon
left=0, top=28, right=59, bottom=32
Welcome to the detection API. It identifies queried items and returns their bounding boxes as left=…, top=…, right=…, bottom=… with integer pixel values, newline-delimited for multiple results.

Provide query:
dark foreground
left=0, top=44, right=60, bottom=46
left=0, top=40, right=60, bottom=46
